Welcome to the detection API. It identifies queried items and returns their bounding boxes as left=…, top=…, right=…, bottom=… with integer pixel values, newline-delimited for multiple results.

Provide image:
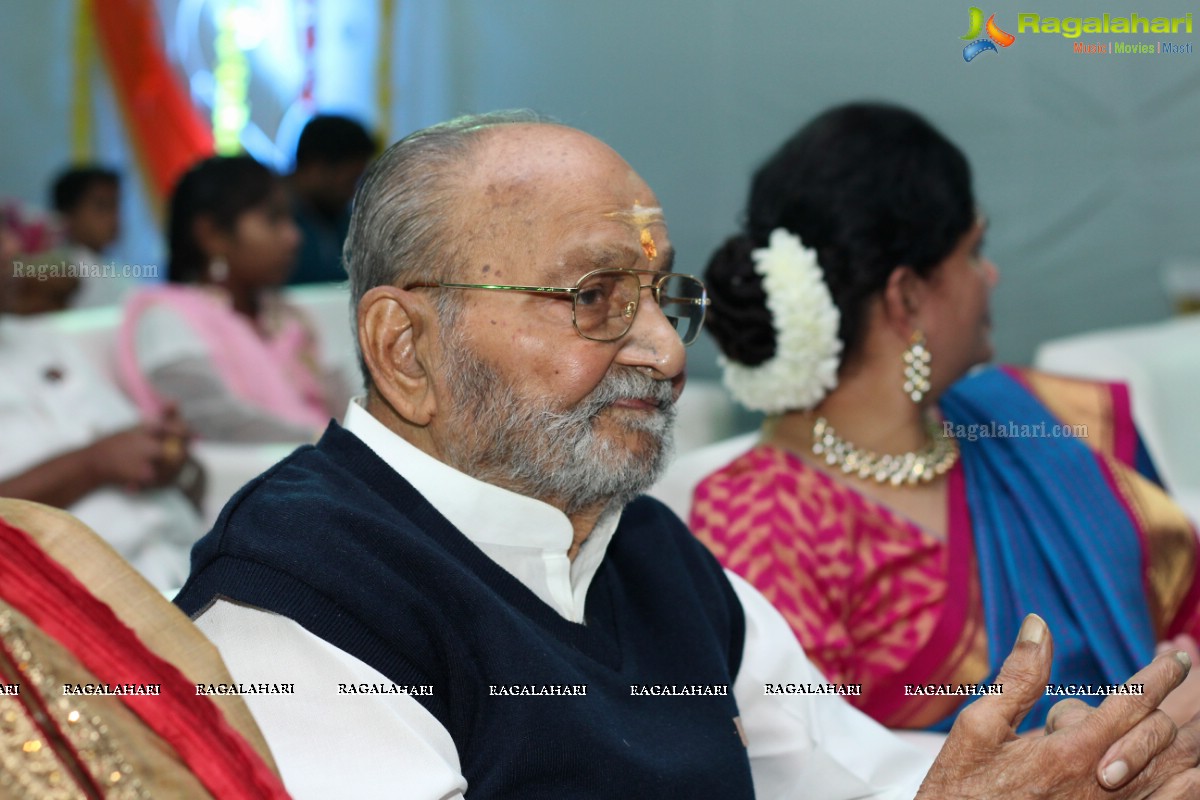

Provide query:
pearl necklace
left=811, top=416, right=958, bottom=486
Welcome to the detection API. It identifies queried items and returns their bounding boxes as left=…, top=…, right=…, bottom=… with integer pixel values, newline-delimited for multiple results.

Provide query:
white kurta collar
left=342, top=399, right=620, bottom=622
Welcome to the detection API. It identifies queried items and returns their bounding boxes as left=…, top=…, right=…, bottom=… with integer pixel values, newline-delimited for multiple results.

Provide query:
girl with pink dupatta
left=118, top=156, right=345, bottom=442
left=691, top=103, right=1200, bottom=735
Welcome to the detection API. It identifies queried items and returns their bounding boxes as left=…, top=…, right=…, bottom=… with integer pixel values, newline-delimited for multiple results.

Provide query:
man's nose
left=614, top=287, right=687, bottom=380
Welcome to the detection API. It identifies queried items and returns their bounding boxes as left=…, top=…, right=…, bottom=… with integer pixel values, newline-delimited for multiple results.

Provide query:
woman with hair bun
left=692, top=102, right=1200, bottom=733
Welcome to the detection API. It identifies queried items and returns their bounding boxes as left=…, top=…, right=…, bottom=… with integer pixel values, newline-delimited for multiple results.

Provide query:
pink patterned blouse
left=690, top=445, right=957, bottom=716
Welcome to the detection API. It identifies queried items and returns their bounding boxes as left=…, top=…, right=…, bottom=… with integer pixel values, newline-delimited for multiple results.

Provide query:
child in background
left=50, top=164, right=132, bottom=307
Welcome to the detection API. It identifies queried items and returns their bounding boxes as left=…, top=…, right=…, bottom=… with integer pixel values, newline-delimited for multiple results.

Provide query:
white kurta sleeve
left=728, top=571, right=933, bottom=800
left=194, top=601, right=467, bottom=800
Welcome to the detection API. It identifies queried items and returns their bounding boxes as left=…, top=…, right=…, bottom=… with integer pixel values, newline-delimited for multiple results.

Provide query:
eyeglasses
left=405, top=268, right=711, bottom=346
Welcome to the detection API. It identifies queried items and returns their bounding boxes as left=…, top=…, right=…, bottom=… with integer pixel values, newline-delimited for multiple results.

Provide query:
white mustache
left=580, top=369, right=676, bottom=416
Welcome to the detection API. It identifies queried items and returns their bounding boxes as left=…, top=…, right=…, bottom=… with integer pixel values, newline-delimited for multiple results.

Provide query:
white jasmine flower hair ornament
left=720, top=228, right=843, bottom=414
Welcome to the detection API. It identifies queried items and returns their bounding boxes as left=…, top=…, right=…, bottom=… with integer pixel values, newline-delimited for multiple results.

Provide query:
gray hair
left=343, top=109, right=556, bottom=387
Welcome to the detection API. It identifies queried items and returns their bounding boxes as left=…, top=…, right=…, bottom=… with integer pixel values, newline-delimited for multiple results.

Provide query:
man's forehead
left=458, top=126, right=662, bottom=221
left=455, top=125, right=667, bottom=259
left=467, top=125, right=649, bottom=201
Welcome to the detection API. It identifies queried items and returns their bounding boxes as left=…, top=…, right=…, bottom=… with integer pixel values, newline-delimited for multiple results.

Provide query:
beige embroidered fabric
left=0, top=500, right=280, bottom=797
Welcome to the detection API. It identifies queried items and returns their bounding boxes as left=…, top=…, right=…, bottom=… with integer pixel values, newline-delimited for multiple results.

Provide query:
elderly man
left=175, top=112, right=1200, bottom=798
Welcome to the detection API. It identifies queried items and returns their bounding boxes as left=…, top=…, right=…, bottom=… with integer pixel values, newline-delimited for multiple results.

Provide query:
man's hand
left=87, top=405, right=192, bottom=491
left=917, top=614, right=1200, bottom=799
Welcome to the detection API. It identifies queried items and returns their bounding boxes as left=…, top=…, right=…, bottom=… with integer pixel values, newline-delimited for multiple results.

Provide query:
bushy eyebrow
left=548, top=245, right=635, bottom=284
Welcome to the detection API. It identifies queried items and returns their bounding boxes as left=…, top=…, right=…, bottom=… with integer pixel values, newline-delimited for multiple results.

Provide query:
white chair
left=669, top=380, right=740, bottom=457
left=649, top=431, right=760, bottom=521
left=285, top=282, right=363, bottom=396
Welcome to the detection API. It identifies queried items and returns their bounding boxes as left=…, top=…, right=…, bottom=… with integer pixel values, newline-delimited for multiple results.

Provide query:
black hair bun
left=703, top=234, right=777, bottom=367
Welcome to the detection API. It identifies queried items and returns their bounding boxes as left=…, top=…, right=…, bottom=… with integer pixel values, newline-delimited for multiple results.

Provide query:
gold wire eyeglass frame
left=405, top=268, right=711, bottom=345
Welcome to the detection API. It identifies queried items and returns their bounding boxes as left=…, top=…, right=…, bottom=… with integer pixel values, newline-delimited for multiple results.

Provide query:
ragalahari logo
left=962, top=7, right=1016, bottom=61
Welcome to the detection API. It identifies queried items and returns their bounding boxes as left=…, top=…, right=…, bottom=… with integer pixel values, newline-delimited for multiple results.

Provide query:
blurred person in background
left=285, top=114, right=377, bottom=285
left=0, top=199, right=78, bottom=313
left=118, top=155, right=348, bottom=443
left=50, top=163, right=133, bottom=307
left=0, top=202, right=203, bottom=590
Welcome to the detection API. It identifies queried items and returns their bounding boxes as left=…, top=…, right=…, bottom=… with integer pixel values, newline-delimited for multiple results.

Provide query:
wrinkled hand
left=88, top=405, right=192, bottom=491
left=917, top=614, right=1200, bottom=799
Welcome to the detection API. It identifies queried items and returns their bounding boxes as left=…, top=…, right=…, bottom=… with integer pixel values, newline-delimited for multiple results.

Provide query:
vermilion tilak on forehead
left=640, top=229, right=657, bottom=261
left=605, top=204, right=664, bottom=261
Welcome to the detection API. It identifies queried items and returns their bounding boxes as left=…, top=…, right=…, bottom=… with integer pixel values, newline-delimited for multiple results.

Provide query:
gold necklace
left=811, top=415, right=958, bottom=486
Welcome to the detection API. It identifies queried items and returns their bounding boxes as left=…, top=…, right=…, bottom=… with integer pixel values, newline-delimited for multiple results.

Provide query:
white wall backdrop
left=2, top=0, right=1198, bottom=376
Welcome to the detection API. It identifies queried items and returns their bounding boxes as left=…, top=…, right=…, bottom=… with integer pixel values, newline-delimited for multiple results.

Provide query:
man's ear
left=881, top=265, right=926, bottom=339
left=358, top=286, right=439, bottom=425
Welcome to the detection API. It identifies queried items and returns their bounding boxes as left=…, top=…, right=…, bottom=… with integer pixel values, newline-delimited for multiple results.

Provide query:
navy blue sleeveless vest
left=176, top=424, right=755, bottom=798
